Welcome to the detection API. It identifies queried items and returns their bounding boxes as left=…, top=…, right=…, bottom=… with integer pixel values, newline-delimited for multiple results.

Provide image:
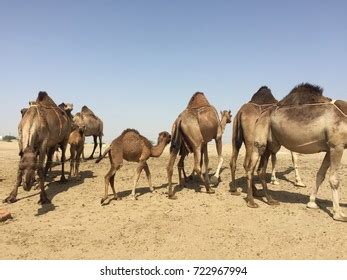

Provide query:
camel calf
left=68, top=126, right=85, bottom=178
left=96, top=129, right=171, bottom=204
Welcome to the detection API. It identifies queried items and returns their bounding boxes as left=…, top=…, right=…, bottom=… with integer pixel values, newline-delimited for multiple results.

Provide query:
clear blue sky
left=1, top=0, right=346, bottom=143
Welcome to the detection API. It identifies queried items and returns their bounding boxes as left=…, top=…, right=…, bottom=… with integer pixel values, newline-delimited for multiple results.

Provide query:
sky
left=0, top=0, right=346, bottom=143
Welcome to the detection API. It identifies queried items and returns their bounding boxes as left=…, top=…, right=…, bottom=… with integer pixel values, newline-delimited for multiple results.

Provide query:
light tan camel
left=181, top=110, right=232, bottom=184
left=230, top=86, right=305, bottom=195
left=247, top=83, right=347, bottom=222
left=73, top=106, right=103, bottom=159
left=68, top=125, right=85, bottom=178
left=96, top=129, right=171, bottom=204
left=167, top=92, right=223, bottom=199
left=4, top=92, right=72, bottom=204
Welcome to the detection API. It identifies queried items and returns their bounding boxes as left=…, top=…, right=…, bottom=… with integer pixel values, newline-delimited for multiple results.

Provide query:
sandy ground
left=0, top=140, right=346, bottom=260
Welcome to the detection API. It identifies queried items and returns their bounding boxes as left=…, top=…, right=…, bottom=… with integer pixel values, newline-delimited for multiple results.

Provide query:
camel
left=4, top=92, right=72, bottom=204
left=73, top=106, right=103, bottom=159
left=68, top=125, right=85, bottom=178
left=230, top=86, right=305, bottom=195
left=167, top=92, right=224, bottom=199
left=96, top=129, right=171, bottom=204
left=246, top=83, right=347, bottom=222
left=180, top=110, right=232, bottom=184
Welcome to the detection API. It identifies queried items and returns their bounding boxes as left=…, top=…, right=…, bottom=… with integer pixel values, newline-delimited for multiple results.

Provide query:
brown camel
left=230, top=86, right=305, bottom=195
left=4, top=92, right=72, bottom=204
left=247, top=83, right=347, bottom=221
left=181, top=109, right=232, bottom=184
left=68, top=125, right=85, bottom=178
left=96, top=129, right=171, bottom=204
left=167, top=92, right=223, bottom=199
left=73, top=106, right=103, bottom=159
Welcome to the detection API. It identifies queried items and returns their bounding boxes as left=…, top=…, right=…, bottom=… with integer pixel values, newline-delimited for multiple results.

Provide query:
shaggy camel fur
left=73, top=106, right=103, bottom=159
left=167, top=92, right=223, bottom=199
left=96, top=129, right=171, bottom=204
left=230, top=86, right=305, bottom=196
left=247, top=83, right=347, bottom=222
left=4, top=92, right=71, bottom=204
left=68, top=125, right=85, bottom=178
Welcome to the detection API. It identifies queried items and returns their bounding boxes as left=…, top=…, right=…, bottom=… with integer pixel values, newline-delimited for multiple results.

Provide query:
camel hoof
left=267, top=198, right=279, bottom=206
left=3, top=196, right=17, bottom=204
left=38, top=197, right=51, bottom=205
left=295, top=181, right=306, bottom=188
left=333, top=213, right=347, bottom=222
left=307, top=201, right=319, bottom=209
left=131, top=195, right=138, bottom=201
left=59, top=177, right=67, bottom=184
left=168, top=195, right=178, bottom=200
left=206, top=188, right=215, bottom=194
left=230, top=190, right=241, bottom=196
left=100, top=198, right=107, bottom=205
left=271, top=180, right=280, bottom=185
left=210, top=176, right=219, bottom=186
left=247, top=201, right=259, bottom=208
left=253, top=190, right=264, bottom=198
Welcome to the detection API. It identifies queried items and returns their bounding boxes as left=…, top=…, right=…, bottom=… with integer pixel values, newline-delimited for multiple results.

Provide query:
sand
left=0, top=141, right=346, bottom=259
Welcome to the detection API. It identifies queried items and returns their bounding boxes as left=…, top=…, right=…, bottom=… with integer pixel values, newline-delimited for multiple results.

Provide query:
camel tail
left=232, top=111, right=243, bottom=151
left=170, top=119, right=181, bottom=154
left=95, top=146, right=111, bottom=163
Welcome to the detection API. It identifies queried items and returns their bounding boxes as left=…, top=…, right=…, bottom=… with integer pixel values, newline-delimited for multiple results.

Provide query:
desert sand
left=0, top=140, right=346, bottom=259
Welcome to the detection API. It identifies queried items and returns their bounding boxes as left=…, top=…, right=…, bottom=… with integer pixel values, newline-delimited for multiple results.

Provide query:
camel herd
left=3, top=83, right=347, bottom=222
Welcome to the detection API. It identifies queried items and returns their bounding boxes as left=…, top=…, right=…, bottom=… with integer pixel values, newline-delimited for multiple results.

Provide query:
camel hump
left=36, top=91, right=58, bottom=107
left=121, top=128, right=140, bottom=137
left=187, top=92, right=210, bottom=109
left=278, top=83, right=331, bottom=106
left=81, top=105, right=96, bottom=115
left=249, top=86, right=278, bottom=105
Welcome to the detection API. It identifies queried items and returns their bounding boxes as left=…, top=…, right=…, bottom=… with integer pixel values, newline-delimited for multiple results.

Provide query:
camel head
left=220, top=110, right=232, bottom=124
left=157, top=131, right=171, bottom=145
left=19, top=147, right=38, bottom=191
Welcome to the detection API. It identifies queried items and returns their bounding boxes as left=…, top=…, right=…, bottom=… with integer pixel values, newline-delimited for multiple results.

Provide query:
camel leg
left=229, top=144, right=241, bottom=195
left=101, top=165, right=117, bottom=204
left=131, top=161, right=146, bottom=200
left=291, top=152, right=305, bottom=187
left=327, top=147, right=346, bottom=222
left=89, top=135, right=98, bottom=159
left=109, top=173, right=120, bottom=201
left=194, top=145, right=214, bottom=194
left=167, top=150, right=178, bottom=199
left=98, top=135, right=103, bottom=159
left=210, top=137, right=222, bottom=186
left=37, top=149, right=50, bottom=204
left=258, top=150, right=279, bottom=205
left=75, top=148, right=83, bottom=178
left=270, top=153, right=280, bottom=185
left=59, top=141, right=68, bottom=183
left=177, top=153, right=187, bottom=186
left=246, top=150, right=260, bottom=208
left=45, top=147, right=55, bottom=177
left=307, top=152, right=330, bottom=209
left=3, top=165, right=22, bottom=203
left=202, top=144, right=213, bottom=192
left=69, top=146, right=75, bottom=178
left=143, top=163, right=154, bottom=192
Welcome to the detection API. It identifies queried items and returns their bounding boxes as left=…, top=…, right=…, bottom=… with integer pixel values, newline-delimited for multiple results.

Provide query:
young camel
left=68, top=125, right=85, bottom=178
left=180, top=110, right=232, bottom=184
left=96, top=129, right=171, bottom=204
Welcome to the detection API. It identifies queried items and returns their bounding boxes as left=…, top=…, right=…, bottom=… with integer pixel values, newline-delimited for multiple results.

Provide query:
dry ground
left=0, top=141, right=346, bottom=259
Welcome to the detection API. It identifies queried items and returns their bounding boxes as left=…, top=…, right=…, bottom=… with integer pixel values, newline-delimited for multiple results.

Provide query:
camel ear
left=229, top=110, right=231, bottom=115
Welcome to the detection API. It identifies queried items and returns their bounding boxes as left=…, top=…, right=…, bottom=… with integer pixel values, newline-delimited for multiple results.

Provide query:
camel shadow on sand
left=230, top=167, right=347, bottom=218
left=35, top=170, right=96, bottom=216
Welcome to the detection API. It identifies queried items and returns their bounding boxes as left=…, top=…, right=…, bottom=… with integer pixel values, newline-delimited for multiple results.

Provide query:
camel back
left=187, top=92, right=210, bottom=109
left=119, top=128, right=152, bottom=150
left=334, top=100, right=347, bottom=116
left=249, top=86, right=278, bottom=105
left=278, top=83, right=331, bottom=106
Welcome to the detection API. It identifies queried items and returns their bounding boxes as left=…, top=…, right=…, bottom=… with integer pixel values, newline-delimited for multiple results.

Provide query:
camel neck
left=220, top=117, right=228, bottom=134
left=150, top=141, right=167, bottom=157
